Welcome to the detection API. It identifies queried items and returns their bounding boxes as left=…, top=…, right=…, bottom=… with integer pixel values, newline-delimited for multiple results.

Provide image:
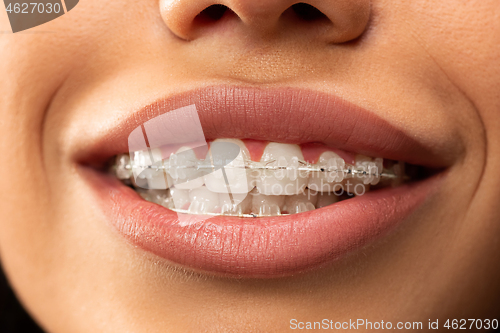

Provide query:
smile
left=79, top=86, right=447, bottom=277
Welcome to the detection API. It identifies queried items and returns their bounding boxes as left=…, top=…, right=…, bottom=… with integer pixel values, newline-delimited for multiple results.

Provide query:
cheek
left=0, top=2, right=164, bottom=327
left=0, top=2, right=10, bottom=30
left=404, top=1, right=500, bottom=143
left=0, top=10, right=81, bottom=324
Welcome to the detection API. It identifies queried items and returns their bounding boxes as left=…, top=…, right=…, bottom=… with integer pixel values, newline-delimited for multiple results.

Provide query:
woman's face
left=1, top=0, right=499, bottom=331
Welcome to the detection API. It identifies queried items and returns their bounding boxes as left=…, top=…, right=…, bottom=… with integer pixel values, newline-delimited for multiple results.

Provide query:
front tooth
left=307, top=152, right=345, bottom=192
left=170, top=146, right=205, bottom=190
left=251, top=192, right=285, bottom=216
left=274, top=156, right=287, bottom=181
left=284, top=190, right=317, bottom=214
left=188, top=186, right=220, bottom=214
left=287, top=157, right=300, bottom=181
left=204, top=139, right=254, bottom=194
left=255, top=143, right=307, bottom=195
left=220, top=193, right=252, bottom=216
left=257, top=204, right=281, bottom=217
left=316, top=192, right=340, bottom=208
left=287, top=202, right=313, bottom=214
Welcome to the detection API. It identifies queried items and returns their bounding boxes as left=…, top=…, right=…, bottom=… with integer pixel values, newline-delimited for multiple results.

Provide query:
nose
left=160, top=0, right=371, bottom=43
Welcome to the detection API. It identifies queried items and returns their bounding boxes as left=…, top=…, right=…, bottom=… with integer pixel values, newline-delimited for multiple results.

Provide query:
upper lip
left=76, top=85, right=453, bottom=169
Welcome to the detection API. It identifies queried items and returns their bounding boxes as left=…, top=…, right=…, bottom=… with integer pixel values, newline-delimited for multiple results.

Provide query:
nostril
left=197, top=4, right=229, bottom=21
left=162, top=0, right=368, bottom=42
left=291, top=3, right=328, bottom=22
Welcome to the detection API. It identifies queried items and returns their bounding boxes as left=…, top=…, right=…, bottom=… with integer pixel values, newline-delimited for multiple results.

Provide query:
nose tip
left=160, top=0, right=371, bottom=43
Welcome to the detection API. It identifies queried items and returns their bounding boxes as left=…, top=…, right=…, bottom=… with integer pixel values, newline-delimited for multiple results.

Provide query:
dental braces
left=115, top=158, right=400, bottom=179
left=116, top=152, right=407, bottom=218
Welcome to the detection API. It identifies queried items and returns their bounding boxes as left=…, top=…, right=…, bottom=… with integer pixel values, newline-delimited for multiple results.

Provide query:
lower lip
left=86, top=168, right=440, bottom=278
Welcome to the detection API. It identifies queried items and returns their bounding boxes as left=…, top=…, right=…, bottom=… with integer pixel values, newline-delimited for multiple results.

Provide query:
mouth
left=78, top=86, right=447, bottom=278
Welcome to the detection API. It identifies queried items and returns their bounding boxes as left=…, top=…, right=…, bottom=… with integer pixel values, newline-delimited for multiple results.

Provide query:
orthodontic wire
left=117, top=159, right=400, bottom=179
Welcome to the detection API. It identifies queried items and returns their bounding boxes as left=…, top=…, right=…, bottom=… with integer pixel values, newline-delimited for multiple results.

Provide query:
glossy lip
left=78, top=85, right=448, bottom=278
left=77, top=86, right=452, bottom=169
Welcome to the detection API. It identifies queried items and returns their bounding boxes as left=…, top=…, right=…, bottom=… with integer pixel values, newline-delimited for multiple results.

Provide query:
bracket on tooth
left=112, top=154, right=401, bottom=182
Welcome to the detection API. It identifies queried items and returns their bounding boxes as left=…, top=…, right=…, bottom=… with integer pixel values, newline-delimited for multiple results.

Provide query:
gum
left=224, top=139, right=357, bottom=164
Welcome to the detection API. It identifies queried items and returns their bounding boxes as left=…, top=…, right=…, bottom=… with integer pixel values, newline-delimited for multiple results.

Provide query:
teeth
left=166, top=147, right=197, bottom=181
left=115, top=154, right=133, bottom=180
left=166, top=153, right=179, bottom=180
left=204, top=139, right=254, bottom=194
left=138, top=189, right=153, bottom=201
left=140, top=190, right=171, bottom=208
left=169, top=187, right=191, bottom=210
left=307, top=151, right=345, bottom=192
left=284, top=190, right=317, bottom=214
left=131, top=149, right=170, bottom=190
left=132, top=149, right=160, bottom=179
left=255, top=143, right=307, bottom=195
left=118, top=139, right=407, bottom=217
left=372, top=158, right=383, bottom=186
left=220, top=193, right=252, bottom=216
left=188, top=186, right=220, bottom=214
left=354, top=154, right=380, bottom=185
left=342, top=155, right=374, bottom=194
left=287, top=156, right=300, bottom=181
left=354, top=154, right=372, bottom=185
left=350, top=155, right=383, bottom=186
left=392, top=161, right=405, bottom=187
left=316, top=192, right=340, bottom=208
left=343, top=176, right=367, bottom=195
left=287, top=202, right=314, bottom=214
left=169, top=146, right=205, bottom=190
left=274, top=156, right=287, bottom=181
left=139, top=189, right=174, bottom=209
left=147, top=165, right=173, bottom=190
left=251, top=192, right=286, bottom=217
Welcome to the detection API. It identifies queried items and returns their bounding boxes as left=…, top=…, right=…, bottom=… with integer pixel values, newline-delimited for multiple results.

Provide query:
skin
left=0, top=0, right=499, bottom=331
